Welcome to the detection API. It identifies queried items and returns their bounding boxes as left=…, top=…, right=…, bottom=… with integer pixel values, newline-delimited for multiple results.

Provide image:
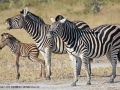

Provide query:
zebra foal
left=0, top=33, right=46, bottom=80
left=47, top=18, right=120, bottom=86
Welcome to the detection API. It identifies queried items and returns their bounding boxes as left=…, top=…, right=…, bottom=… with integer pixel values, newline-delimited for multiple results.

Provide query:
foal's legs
left=28, top=54, right=46, bottom=78
left=15, top=54, right=20, bottom=80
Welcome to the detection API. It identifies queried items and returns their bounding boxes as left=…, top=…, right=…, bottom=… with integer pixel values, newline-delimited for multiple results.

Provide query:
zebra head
left=55, top=15, right=64, bottom=21
left=5, top=14, right=25, bottom=30
left=0, top=33, right=20, bottom=49
left=46, top=17, right=67, bottom=39
left=5, top=7, right=29, bottom=30
left=0, top=33, right=11, bottom=49
left=5, top=7, right=45, bottom=30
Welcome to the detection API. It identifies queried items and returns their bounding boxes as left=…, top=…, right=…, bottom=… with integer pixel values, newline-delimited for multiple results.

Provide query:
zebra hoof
left=86, top=82, right=91, bottom=85
left=71, top=82, right=76, bottom=86
left=106, top=74, right=112, bottom=77
left=108, top=80, right=114, bottom=83
left=16, top=74, right=20, bottom=80
left=45, top=77, right=51, bottom=80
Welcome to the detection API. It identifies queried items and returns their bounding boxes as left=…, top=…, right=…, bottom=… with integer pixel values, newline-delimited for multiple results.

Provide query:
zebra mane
left=2, top=33, right=20, bottom=43
left=63, top=19, right=80, bottom=30
left=20, top=9, right=45, bottom=24
left=62, top=20, right=99, bottom=35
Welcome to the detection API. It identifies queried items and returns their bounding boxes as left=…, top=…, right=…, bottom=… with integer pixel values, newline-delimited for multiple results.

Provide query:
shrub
left=80, top=0, right=104, bottom=14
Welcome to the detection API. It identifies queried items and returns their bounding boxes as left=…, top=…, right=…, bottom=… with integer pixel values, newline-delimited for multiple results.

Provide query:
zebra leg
left=41, top=60, right=46, bottom=78
left=106, top=52, right=113, bottom=77
left=28, top=55, right=46, bottom=78
left=88, top=58, right=92, bottom=75
left=44, top=47, right=52, bottom=80
left=82, top=56, right=91, bottom=85
left=78, top=58, right=92, bottom=77
left=15, top=54, right=20, bottom=80
left=106, top=51, right=117, bottom=83
left=39, top=64, right=42, bottom=77
left=69, top=54, right=78, bottom=86
left=76, top=57, right=82, bottom=76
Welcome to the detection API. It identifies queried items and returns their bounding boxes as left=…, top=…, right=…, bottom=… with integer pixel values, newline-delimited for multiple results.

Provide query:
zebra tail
left=118, top=50, right=120, bottom=62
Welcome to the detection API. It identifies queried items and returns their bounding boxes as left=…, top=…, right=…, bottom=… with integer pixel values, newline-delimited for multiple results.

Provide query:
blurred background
left=0, top=0, right=120, bottom=83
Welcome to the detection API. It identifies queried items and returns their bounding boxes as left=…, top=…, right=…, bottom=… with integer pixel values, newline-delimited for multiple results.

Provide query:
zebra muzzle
left=5, top=19, right=12, bottom=30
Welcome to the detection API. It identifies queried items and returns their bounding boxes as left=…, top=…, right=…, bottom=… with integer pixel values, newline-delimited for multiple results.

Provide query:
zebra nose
left=5, top=18, right=10, bottom=23
left=46, top=32, right=53, bottom=39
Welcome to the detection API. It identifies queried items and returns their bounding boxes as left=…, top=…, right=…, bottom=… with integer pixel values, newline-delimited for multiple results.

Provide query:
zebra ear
left=49, top=17, right=55, bottom=23
left=23, top=7, right=28, bottom=17
left=4, top=33, right=9, bottom=39
left=59, top=18, right=66, bottom=23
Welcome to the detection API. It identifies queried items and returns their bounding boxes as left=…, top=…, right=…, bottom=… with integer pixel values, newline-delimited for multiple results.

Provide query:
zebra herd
left=5, top=7, right=92, bottom=82
left=0, top=7, right=119, bottom=86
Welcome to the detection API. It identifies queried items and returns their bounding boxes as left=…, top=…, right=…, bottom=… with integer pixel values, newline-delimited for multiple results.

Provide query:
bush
left=80, top=0, right=104, bottom=14
left=0, top=0, right=53, bottom=11
left=0, top=3, right=9, bottom=11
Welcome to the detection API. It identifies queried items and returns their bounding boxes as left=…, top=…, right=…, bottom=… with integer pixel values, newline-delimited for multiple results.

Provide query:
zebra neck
left=59, top=28, right=79, bottom=48
left=23, top=18, right=51, bottom=50
left=24, top=19, right=49, bottom=39
left=7, top=40, right=21, bottom=53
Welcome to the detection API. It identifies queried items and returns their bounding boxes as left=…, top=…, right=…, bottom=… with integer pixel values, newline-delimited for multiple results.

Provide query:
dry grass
left=0, top=3, right=120, bottom=83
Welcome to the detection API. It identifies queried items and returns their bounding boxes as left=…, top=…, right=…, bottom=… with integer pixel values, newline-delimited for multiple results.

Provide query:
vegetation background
left=0, top=0, right=120, bottom=83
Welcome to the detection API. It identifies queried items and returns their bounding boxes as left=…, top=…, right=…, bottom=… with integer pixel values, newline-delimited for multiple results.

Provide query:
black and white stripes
left=5, top=7, right=92, bottom=81
left=47, top=18, right=120, bottom=85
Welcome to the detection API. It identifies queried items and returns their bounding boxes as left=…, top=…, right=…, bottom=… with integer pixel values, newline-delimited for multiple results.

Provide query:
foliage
left=80, top=0, right=104, bottom=14
left=0, top=0, right=120, bottom=14
left=0, top=0, right=53, bottom=10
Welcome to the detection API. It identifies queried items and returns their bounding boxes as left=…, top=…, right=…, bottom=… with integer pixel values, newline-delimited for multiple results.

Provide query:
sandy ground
left=0, top=63, right=120, bottom=90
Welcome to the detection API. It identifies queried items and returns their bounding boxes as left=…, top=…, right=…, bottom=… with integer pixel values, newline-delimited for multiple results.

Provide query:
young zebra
left=47, top=18, right=120, bottom=86
left=0, top=33, right=46, bottom=80
left=5, top=7, right=92, bottom=80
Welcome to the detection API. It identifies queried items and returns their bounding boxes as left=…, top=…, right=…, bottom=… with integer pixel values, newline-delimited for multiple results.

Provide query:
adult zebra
left=0, top=33, right=45, bottom=80
left=5, top=7, right=92, bottom=81
left=47, top=18, right=120, bottom=86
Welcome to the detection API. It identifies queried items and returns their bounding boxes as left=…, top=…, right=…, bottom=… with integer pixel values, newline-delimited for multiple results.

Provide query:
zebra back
left=49, top=18, right=120, bottom=58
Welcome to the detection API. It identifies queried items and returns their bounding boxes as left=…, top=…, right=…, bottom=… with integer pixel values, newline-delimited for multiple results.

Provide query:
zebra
left=47, top=17, right=120, bottom=86
left=5, top=7, right=93, bottom=80
left=55, top=15, right=93, bottom=75
left=23, top=12, right=93, bottom=76
left=0, top=33, right=46, bottom=80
